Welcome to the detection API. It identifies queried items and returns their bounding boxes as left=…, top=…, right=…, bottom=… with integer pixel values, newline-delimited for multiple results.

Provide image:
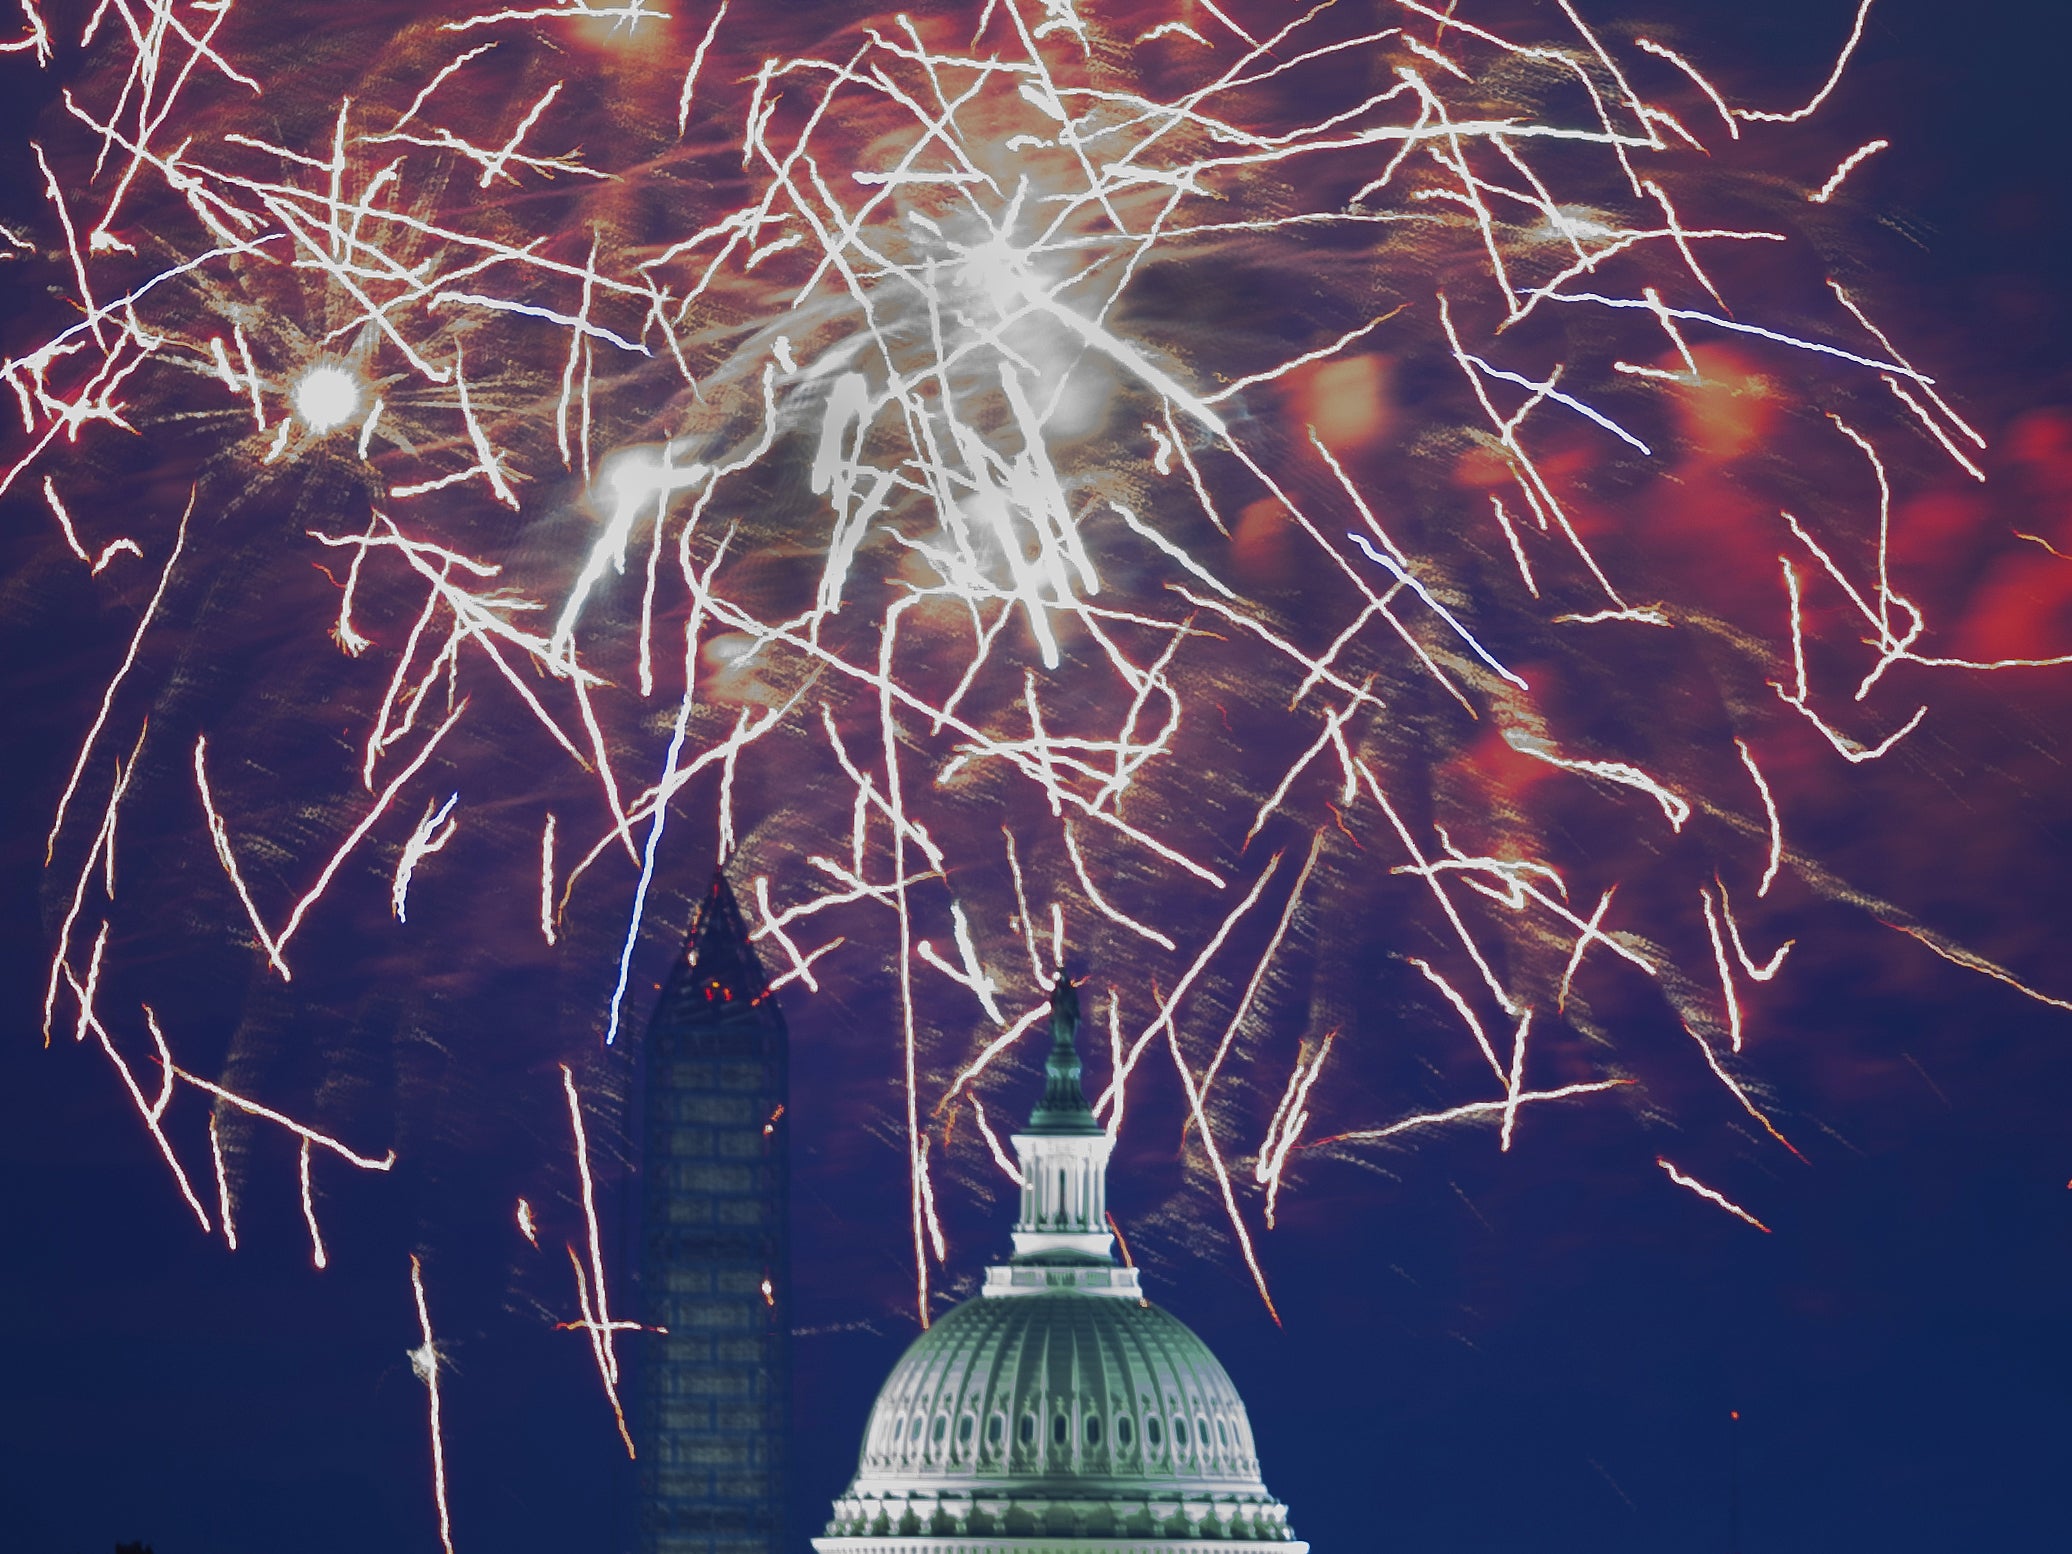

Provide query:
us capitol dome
left=814, top=979, right=1308, bottom=1553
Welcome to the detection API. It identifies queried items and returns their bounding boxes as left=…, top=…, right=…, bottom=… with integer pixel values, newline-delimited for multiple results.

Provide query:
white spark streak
left=948, top=902, right=1005, bottom=1026
left=1062, top=822, right=1176, bottom=951
left=429, top=290, right=649, bottom=354
left=43, top=722, right=144, bottom=1045
left=1735, top=0, right=1874, bottom=124
left=1456, top=348, right=1654, bottom=455
left=42, top=475, right=138, bottom=570
left=228, top=699, right=470, bottom=977
left=1204, top=309, right=1404, bottom=405
left=1, top=1, right=51, bottom=66
left=1770, top=557, right=1928, bottom=763
left=232, top=326, right=266, bottom=429
left=391, top=793, right=460, bottom=924
left=756, top=874, right=827, bottom=995
left=209, top=1111, right=238, bottom=1251
left=563, top=1069, right=634, bottom=1458
left=299, top=1137, right=328, bottom=1270
left=1656, top=1157, right=1771, bottom=1232
left=1556, top=888, right=1617, bottom=1013
left=1094, top=856, right=1284, bottom=1123
left=1506, top=733, right=1691, bottom=831
left=761, top=935, right=845, bottom=1000
left=1699, top=885, right=1744, bottom=1052
left=1138, top=21, right=1208, bottom=48
left=1165, top=1014, right=1280, bottom=1324
left=968, top=1093, right=1024, bottom=1187
left=390, top=41, right=499, bottom=134
left=678, top=3, right=729, bottom=137
left=46, top=491, right=189, bottom=864
left=1633, top=37, right=1738, bottom=139
left=1346, top=532, right=1529, bottom=689
left=1884, top=374, right=1985, bottom=482
left=539, top=813, right=559, bottom=946
left=940, top=1002, right=1051, bottom=1130
left=1199, top=833, right=1324, bottom=1110
left=162, top=1063, right=397, bottom=1172
left=1498, top=1010, right=1533, bottom=1153
left=601, top=650, right=704, bottom=1046
left=79, top=1001, right=211, bottom=1232
left=1555, top=607, right=1669, bottom=627
left=1717, top=879, right=1793, bottom=983
left=281, top=704, right=464, bottom=961
left=1316, top=1079, right=1631, bottom=1147
left=1736, top=739, right=1785, bottom=897
left=1677, top=1016, right=1802, bottom=1160
left=881, top=601, right=934, bottom=1324
left=1488, top=494, right=1538, bottom=596
left=409, top=1255, right=457, bottom=1554
left=1109, top=500, right=1235, bottom=600
left=35, top=141, right=101, bottom=346
left=193, top=734, right=288, bottom=976
left=1810, top=138, right=1888, bottom=202
left=1245, top=702, right=1362, bottom=846
left=1256, top=1031, right=1333, bottom=1228
left=1409, top=955, right=1506, bottom=1084
left=1830, top=280, right=1985, bottom=450
left=477, top=80, right=565, bottom=188
left=1541, top=291, right=1929, bottom=385
left=1887, top=922, right=2072, bottom=1014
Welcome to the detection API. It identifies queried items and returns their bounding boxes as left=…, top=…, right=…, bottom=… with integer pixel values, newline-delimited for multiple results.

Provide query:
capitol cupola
left=813, top=976, right=1308, bottom=1552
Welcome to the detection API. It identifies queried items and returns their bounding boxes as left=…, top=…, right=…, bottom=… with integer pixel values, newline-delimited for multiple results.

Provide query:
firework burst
left=9, top=0, right=2071, bottom=1527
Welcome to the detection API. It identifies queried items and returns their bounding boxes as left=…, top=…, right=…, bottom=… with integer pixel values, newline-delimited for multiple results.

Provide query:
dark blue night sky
left=4, top=3, right=2070, bottom=1552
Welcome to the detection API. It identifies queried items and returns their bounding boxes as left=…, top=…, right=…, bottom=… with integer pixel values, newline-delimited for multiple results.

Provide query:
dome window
left=931, top=1414, right=947, bottom=1444
left=957, top=1414, right=975, bottom=1446
left=1116, top=1415, right=1134, bottom=1448
left=1145, top=1415, right=1162, bottom=1448
left=1173, top=1417, right=1188, bottom=1448
left=910, top=1414, right=925, bottom=1441
left=987, top=1414, right=1005, bottom=1449
left=1084, top=1415, right=1102, bottom=1448
left=1216, top=1417, right=1229, bottom=1447
left=1196, top=1416, right=1211, bottom=1451
left=1051, top=1413, right=1070, bottom=1448
left=1018, top=1414, right=1037, bottom=1447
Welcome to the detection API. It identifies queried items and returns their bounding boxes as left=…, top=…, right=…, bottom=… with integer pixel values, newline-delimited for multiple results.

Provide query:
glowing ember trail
left=9, top=0, right=2072, bottom=1528
left=408, top=1255, right=457, bottom=1554
left=1656, top=1157, right=1773, bottom=1234
left=559, top=1062, right=636, bottom=1456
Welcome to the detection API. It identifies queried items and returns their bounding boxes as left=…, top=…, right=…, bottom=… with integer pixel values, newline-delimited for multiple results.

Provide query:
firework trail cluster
left=10, top=0, right=2072, bottom=1499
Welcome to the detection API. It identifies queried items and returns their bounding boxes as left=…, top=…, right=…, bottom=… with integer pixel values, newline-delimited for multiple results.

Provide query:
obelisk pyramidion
left=637, top=868, right=790, bottom=1554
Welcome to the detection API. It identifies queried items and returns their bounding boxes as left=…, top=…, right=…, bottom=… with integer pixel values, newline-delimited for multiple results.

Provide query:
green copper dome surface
left=864, top=1293, right=1262, bottom=1484
left=821, top=1293, right=1301, bottom=1545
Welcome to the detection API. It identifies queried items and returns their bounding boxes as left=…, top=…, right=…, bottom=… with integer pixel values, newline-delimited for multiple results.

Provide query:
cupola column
left=1007, top=978, right=1116, bottom=1264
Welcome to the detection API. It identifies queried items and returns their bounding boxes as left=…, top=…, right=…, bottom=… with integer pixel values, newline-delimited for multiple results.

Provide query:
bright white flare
left=292, top=365, right=361, bottom=434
